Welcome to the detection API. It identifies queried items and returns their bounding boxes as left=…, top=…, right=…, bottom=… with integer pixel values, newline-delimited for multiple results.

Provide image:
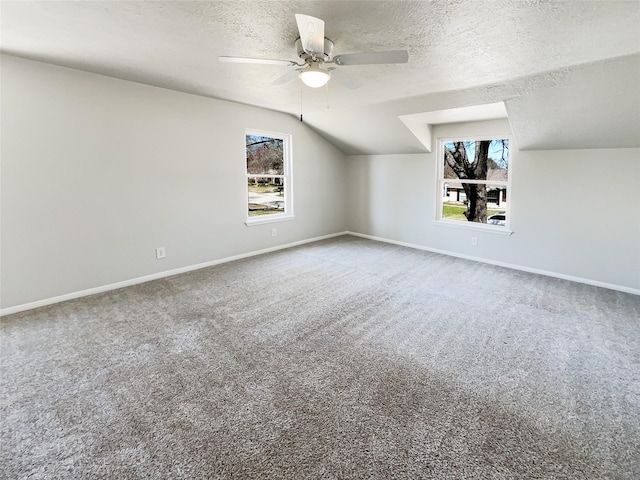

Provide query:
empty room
left=1, top=1, right=639, bottom=478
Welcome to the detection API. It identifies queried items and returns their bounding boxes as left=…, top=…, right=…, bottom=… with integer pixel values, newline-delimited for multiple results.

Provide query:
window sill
left=432, top=219, right=513, bottom=236
left=245, top=214, right=295, bottom=226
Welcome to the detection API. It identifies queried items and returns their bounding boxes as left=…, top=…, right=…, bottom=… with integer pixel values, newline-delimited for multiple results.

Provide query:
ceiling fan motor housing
left=295, top=37, right=334, bottom=62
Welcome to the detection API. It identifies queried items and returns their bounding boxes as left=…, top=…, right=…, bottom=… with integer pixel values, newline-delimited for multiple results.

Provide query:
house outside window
left=436, top=137, right=511, bottom=232
left=245, top=130, right=293, bottom=225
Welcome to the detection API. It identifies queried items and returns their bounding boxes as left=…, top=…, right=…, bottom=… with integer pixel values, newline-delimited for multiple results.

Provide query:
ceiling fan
left=219, top=14, right=409, bottom=89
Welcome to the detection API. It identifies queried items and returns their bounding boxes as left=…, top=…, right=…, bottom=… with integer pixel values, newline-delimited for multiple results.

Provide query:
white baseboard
left=346, top=231, right=640, bottom=296
left=0, top=231, right=349, bottom=316
left=4, top=229, right=636, bottom=316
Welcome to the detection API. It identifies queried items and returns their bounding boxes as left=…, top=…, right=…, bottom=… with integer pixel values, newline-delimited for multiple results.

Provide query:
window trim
left=435, top=135, right=513, bottom=235
left=244, top=129, right=294, bottom=226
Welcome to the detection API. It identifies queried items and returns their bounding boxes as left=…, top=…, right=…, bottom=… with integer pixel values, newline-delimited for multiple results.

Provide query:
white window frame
left=245, top=129, right=294, bottom=226
left=434, top=136, right=513, bottom=235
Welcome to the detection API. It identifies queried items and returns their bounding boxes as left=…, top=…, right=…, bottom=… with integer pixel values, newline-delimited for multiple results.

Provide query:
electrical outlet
left=471, top=237, right=478, bottom=246
left=271, top=228, right=277, bottom=237
left=156, top=247, right=166, bottom=259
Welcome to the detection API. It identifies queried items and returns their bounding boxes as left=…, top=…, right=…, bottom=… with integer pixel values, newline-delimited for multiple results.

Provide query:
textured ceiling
left=1, top=1, right=639, bottom=154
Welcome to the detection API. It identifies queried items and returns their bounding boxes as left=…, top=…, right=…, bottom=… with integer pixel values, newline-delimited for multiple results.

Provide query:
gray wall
left=346, top=119, right=640, bottom=291
left=3, top=56, right=639, bottom=311
left=1, top=55, right=347, bottom=309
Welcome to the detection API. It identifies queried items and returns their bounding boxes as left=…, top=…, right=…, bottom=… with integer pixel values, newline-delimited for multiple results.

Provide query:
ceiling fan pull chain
left=325, top=82, right=331, bottom=110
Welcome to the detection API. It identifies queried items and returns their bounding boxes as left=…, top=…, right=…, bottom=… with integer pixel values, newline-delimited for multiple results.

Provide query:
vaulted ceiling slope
left=1, top=1, right=639, bottom=154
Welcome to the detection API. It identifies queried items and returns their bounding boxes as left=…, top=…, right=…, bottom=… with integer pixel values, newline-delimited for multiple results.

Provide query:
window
left=436, top=137, right=511, bottom=232
left=245, top=130, right=293, bottom=224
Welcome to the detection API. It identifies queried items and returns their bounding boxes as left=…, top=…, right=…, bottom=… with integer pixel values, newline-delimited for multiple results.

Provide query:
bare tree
left=246, top=136, right=283, bottom=185
left=444, top=141, right=491, bottom=223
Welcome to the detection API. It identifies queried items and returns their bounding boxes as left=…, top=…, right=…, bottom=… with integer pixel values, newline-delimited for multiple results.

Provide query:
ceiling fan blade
left=333, top=50, right=409, bottom=66
left=272, top=69, right=299, bottom=86
left=295, top=14, right=325, bottom=56
left=219, top=56, right=294, bottom=66
left=329, top=69, right=362, bottom=90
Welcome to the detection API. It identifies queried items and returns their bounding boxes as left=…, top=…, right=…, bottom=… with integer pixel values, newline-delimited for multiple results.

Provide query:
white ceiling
left=1, top=1, right=639, bottom=154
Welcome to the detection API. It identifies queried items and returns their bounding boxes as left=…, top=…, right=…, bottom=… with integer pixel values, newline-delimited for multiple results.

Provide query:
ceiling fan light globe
left=299, top=65, right=330, bottom=88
